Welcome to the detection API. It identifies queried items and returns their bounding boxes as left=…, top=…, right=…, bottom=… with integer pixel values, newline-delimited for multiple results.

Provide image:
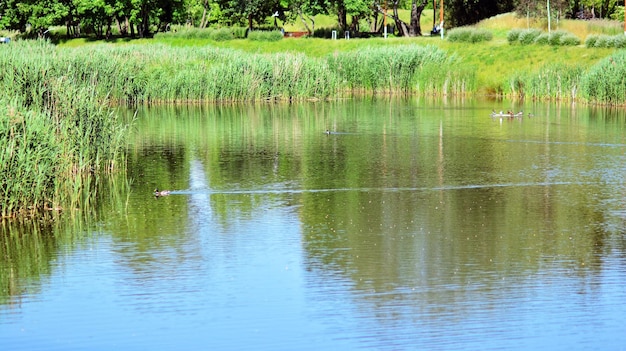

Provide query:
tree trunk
left=200, top=0, right=209, bottom=28
left=393, top=2, right=409, bottom=36
left=409, top=0, right=428, bottom=36
left=337, top=3, right=347, bottom=32
left=297, top=8, right=314, bottom=35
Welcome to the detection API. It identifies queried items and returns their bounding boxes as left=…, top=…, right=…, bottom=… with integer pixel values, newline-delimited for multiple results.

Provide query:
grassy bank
left=36, top=42, right=474, bottom=102
left=56, top=33, right=625, bottom=103
left=0, top=41, right=128, bottom=218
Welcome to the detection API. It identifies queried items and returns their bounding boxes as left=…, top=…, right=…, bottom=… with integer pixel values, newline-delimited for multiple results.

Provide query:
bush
left=594, top=35, right=612, bottom=48
left=559, top=34, right=580, bottom=46
left=534, top=33, right=549, bottom=45
left=518, top=29, right=542, bottom=45
left=507, top=29, right=522, bottom=44
left=447, top=28, right=472, bottom=42
left=585, top=34, right=599, bottom=48
left=247, top=30, right=283, bottom=42
left=210, top=28, right=234, bottom=41
left=611, top=35, right=626, bottom=48
left=447, top=27, right=492, bottom=43
left=232, top=27, right=248, bottom=39
left=548, top=30, right=567, bottom=45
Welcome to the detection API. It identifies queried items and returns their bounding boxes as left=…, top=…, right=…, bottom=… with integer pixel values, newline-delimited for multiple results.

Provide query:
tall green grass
left=0, top=40, right=129, bottom=218
left=508, top=63, right=583, bottom=100
left=581, top=51, right=626, bottom=104
left=32, top=43, right=473, bottom=102
left=326, top=45, right=474, bottom=94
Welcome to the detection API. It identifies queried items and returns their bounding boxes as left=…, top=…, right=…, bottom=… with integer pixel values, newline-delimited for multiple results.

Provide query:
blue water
left=2, top=99, right=626, bottom=350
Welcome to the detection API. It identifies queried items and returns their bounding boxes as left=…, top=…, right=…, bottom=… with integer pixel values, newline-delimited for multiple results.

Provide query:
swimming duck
left=154, top=188, right=171, bottom=197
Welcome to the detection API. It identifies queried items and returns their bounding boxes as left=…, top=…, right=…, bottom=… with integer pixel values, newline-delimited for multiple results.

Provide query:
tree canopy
left=0, top=0, right=621, bottom=38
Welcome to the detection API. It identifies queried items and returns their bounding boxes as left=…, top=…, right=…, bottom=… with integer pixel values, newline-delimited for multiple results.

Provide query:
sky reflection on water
left=2, top=99, right=626, bottom=350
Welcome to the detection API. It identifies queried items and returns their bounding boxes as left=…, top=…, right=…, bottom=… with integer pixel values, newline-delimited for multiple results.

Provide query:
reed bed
left=36, top=43, right=473, bottom=102
left=581, top=51, right=626, bottom=104
left=326, top=45, right=474, bottom=95
left=0, top=41, right=128, bottom=218
left=508, top=63, right=584, bottom=100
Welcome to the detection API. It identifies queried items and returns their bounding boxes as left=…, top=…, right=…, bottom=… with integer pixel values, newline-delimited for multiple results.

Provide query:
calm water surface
left=2, top=98, right=626, bottom=350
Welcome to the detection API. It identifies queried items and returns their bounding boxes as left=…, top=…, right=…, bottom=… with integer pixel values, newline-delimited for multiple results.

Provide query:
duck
left=154, top=188, right=171, bottom=197
left=325, top=129, right=331, bottom=135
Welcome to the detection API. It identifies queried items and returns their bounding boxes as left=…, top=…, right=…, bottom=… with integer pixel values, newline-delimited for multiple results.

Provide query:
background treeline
left=0, top=0, right=623, bottom=39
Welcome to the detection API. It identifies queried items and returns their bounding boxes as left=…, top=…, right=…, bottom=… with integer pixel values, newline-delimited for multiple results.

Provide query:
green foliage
left=586, top=34, right=626, bottom=48
left=447, top=27, right=494, bottom=43
left=0, top=40, right=128, bottom=217
left=548, top=30, right=567, bottom=45
left=509, top=29, right=580, bottom=47
left=326, top=45, right=474, bottom=94
left=507, top=28, right=522, bottom=43
left=247, top=30, right=284, bottom=42
left=585, top=34, right=599, bottom=47
left=534, top=33, right=549, bottom=45
left=581, top=51, right=626, bottom=104
left=559, top=33, right=580, bottom=46
left=518, top=29, right=541, bottom=45
left=508, top=63, right=583, bottom=100
left=231, top=27, right=248, bottom=39
left=210, top=28, right=235, bottom=41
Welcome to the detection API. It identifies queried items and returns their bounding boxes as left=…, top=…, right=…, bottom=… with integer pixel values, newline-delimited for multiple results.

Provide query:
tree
left=0, top=0, right=69, bottom=36
left=215, top=0, right=281, bottom=28
left=74, top=0, right=115, bottom=38
left=375, top=0, right=428, bottom=37
left=286, top=0, right=327, bottom=34
left=446, top=0, right=515, bottom=27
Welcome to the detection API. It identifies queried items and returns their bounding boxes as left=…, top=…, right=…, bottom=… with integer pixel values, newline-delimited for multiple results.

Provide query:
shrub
left=548, top=30, right=567, bottom=45
left=232, top=27, right=248, bottom=39
left=559, top=34, right=580, bottom=46
left=470, top=28, right=493, bottom=42
left=447, top=28, right=472, bottom=42
left=594, top=35, right=611, bottom=48
left=507, top=29, right=522, bottom=44
left=447, top=27, right=492, bottom=43
left=585, top=34, right=599, bottom=48
left=534, top=33, right=549, bottom=45
left=247, top=30, right=283, bottom=42
left=210, top=28, right=234, bottom=41
left=518, top=29, right=541, bottom=45
left=611, top=35, right=626, bottom=48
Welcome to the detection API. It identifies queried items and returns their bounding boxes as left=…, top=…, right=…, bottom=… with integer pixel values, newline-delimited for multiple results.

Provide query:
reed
left=508, top=63, right=584, bottom=101
left=0, top=41, right=129, bottom=217
left=326, top=45, right=474, bottom=95
left=581, top=51, right=626, bottom=104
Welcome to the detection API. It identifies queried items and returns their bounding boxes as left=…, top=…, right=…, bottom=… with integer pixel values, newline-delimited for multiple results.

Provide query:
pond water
left=2, top=98, right=626, bottom=350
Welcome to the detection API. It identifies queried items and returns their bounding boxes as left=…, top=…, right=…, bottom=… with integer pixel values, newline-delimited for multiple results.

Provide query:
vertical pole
left=440, top=0, right=444, bottom=24
left=433, top=0, right=436, bottom=31
left=547, top=0, right=551, bottom=33
left=440, top=0, right=444, bottom=39
left=384, top=0, right=388, bottom=38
